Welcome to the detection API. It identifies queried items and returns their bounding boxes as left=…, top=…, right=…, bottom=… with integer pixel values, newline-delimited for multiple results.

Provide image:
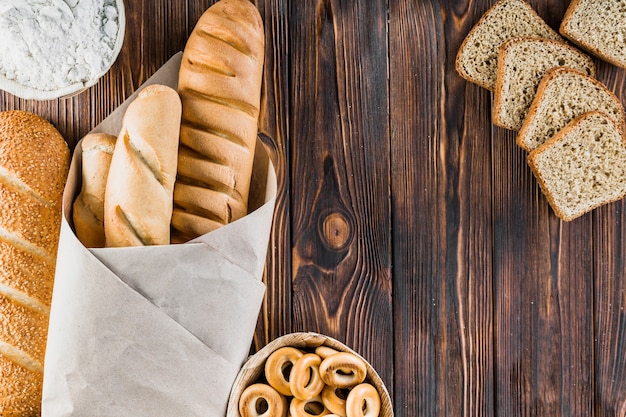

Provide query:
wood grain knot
left=319, top=209, right=353, bottom=251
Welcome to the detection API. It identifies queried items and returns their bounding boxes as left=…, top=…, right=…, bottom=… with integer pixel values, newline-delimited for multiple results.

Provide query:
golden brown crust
left=104, top=84, right=182, bottom=247
left=0, top=355, right=42, bottom=417
left=0, top=110, right=69, bottom=416
left=72, top=133, right=116, bottom=248
left=174, top=0, right=264, bottom=242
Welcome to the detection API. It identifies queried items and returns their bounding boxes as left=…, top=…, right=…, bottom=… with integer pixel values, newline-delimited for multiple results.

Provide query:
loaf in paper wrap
left=42, top=53, right=277, bottom=417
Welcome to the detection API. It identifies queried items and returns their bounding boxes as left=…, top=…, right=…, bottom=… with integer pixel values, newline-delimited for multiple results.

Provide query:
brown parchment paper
left=41, top=52, right=277, bottom=417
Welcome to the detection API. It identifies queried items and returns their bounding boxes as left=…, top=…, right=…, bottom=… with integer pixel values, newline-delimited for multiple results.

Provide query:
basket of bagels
left=227, top=332, right=394, bottom=417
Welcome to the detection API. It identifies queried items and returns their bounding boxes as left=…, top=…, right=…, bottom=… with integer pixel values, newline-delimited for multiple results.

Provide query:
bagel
left=321, top=385, right=348, bottom=416
left=319, top=352, right=367, bottom=388
left=289, top=395, right=331, bottom=417
left=345, top=383, right=380, bottom=417
left=264, top=346, right=304, bottom=396
left=239, top=383, right=288, bottom=417
left=314, top=346, right=339, bottom=359
left=289, top=353, right=325, bottom=401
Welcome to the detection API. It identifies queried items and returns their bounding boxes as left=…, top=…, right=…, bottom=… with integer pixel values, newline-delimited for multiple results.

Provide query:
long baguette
left=72, top=133, right=116, bottom=248
left=0, top=110, right=69, bottom=416
left=173, top=0, right=265, bottom=243
left=104, top=84, right=182, bottom=247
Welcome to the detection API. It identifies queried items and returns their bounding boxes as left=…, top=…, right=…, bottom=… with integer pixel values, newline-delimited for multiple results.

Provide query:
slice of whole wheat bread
left=560, top=0, right=626, bottom=69
left=455, top=0, right=562, bottom=91
left=528, top=111, right=626, bottom=221
left=493, top=37, right=595, bottom=131
left=517, top=67, right=624, bottom=152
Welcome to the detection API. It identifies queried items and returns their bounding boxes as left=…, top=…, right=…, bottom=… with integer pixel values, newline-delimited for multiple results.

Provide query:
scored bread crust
left=455, top=0, right=562, bottom=91
left=492, top=36, right=596, bottom=131
left=104, top=84, right=182, bottom=247
left=0, top=110, right=69, bottom=416
left=72, top=133, right=116, bottom=248
left=173, top=0, right=265, bottom=243
left=517, top=67, right=625, bottom=152
left=560, top=0, right=626, bottom=69
left=528, top=111, right=626, bottom=221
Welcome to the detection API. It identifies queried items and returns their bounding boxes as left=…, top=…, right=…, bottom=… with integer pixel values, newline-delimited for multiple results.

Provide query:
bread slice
left=493, top=37, right=595, bottom=131
left=560, top=0, right=626, bottom=69
left=517, top=67, right=624, bottom=152
left=528, top=111, right=626, bottom=221
left=455, top=0, right=562, bottom=91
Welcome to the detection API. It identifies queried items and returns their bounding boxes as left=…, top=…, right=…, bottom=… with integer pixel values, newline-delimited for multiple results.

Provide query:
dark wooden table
left=2, top=0, right=625, bottom=416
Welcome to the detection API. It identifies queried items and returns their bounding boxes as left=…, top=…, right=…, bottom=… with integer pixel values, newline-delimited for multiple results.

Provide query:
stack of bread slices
left=456, top=0, right=626, bottom=221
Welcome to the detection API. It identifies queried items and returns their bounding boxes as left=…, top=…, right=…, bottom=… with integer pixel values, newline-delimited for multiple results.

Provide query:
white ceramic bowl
left=0, top=0, right=125, bottom=101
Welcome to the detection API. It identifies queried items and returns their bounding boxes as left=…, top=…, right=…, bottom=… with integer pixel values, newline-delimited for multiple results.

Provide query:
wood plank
left=594, top=202, right=626, bottom=416
left=389, top=0, right=495, bottom=415
left=593, top=59, right=626, bottom=417
left=253, top=0, right=294, bottom=346
left=286, top=0, right=393, bottom=391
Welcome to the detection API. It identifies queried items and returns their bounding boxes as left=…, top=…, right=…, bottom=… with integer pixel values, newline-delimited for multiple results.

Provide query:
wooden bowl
left=226, top=332, right=393, bottom=417
left=0, top=0, right=125, bottom=100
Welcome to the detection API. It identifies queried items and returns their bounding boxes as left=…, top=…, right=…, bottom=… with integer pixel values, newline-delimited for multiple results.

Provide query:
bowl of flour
left=0, top=0, right=125, bottom=100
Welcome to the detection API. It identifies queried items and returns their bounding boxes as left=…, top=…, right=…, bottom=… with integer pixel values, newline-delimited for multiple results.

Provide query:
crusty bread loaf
left=455, top=0, right=562, bottom=91
left=493, top=37, right=595, bottom=131
left=0, top=110, right=69, bottom=416
left=517, top=67, right=624, bottom=152
left=104, top=84, right=181, bottom=247
left=72, top=133, right=116, bottom=248
left=528, top=111, right=626, bottom=221
left=560, top=0, right=626, bottom=69
left=173, top=0, right=265, bottom=243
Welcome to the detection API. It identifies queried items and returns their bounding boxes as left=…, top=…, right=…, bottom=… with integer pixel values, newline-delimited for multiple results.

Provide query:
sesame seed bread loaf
left=560, top=0, right=626, bottom=69
left=528, top=111, right=626, bottom=221
left=455, top=0, right=562, bottom=91
left=72, top=133, right=116, bottom=248
left=0, top=110, right=70, bottom=416
left=517, top=67, right=624, bottom=152
left=493, top=37, right=596, bottom=131
left=173, top=0, right=265, bottom=243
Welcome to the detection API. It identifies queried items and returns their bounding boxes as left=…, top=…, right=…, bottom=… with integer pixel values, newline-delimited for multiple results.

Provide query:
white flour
left=0, top=0, right=120, bottom=91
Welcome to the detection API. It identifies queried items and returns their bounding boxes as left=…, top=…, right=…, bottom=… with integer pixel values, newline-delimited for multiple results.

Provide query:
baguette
left=173, top=0, right=265, bottom=243
left=72, top=133, right=116, bottom=248
left=0, top=110, right=69, bottom=416
left=104, top=84, right=182, bottom=247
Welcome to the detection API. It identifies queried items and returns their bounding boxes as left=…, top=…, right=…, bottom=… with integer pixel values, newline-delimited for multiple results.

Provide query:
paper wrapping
left=42, top=53, right=277, bottom=417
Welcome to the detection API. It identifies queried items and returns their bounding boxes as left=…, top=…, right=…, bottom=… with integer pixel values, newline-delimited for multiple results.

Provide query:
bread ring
left=239, top=383, right=288, bottom=417
left=290, top=395, right=331, bottom=417
left=265, top=347, right=304, bottom=396
left=289, top=353, right=325, bottom=400
left=319, top=352, right=367, bottom=388
left=321, top=385, right=348, bottom=416
left=345, top=383, right=380, bottom=417
left=315, top=346, right=339, bottom=359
